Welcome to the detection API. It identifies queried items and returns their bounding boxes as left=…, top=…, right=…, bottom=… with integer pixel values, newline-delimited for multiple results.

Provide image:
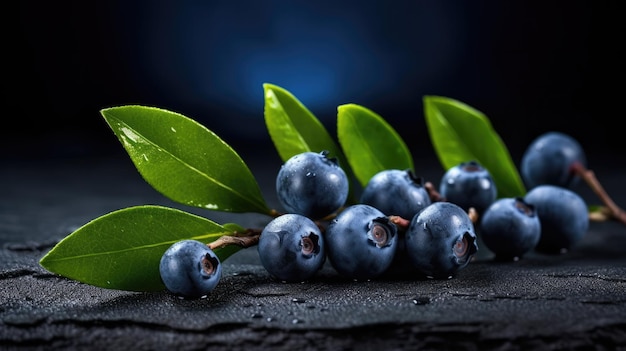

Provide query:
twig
left=571, top=162, right=626, bottom=225
left=388, top=215, right=411, bottom=231
left=207, top=230, right=261, bottom=250
left=424, top=181, right=445, bottom=202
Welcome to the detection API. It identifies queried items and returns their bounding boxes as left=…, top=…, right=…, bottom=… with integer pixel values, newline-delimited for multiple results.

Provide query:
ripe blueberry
left=325, top=204, right=398, bottom=280
left=524, top=185, right=589, bottom=254
left=276, top=150, right=349, bottom=219
left=480, top=197, right=541, bottom=261
left=360, top=169, right=431, bottom=220
left=439, top=160, right=497, bottom=214
left=520, top=131, right=587, bottom=190
left=258, top=214, right=325, bottom=282
left=159, top=240, right=222, bottom=299
left=405, top=202, right=478, bottom=279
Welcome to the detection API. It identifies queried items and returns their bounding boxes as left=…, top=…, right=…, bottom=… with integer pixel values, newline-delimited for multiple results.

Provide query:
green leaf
left=263, top=83, right=343, bottom=161
left=337, top=104, right=414, bottom=187
left=101, top=105, right=271, bottom=215
left=263, top=83, right=357, bottom=202
left=39, top=205, right=239, bottom=292
left=423, top=95, right=526, bottom=198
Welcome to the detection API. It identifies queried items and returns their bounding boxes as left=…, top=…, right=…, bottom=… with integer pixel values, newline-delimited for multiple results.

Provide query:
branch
left=207, top=230, right=261, bottom=250
left=571, top=162, right=626, bottom=225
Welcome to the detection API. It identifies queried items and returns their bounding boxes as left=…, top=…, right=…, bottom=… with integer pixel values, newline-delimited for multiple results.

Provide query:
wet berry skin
left=360, top=169, right=431, bottom=220
left=405, top=202, right=478, bottom=279
left=439, top=160, right=497, bottom=214
left=276, top=150, right=349, bottom=220
left=325, top=204, right=398, bottom=280
left=159, top=240, right=222, bottom=299
left=258, top=214, right=325, bottom=282
left=524, top=185, right=589, bottom=254
left=520, top=131, right=587, bottom=190
left=480, top=197, right=541, bottom=261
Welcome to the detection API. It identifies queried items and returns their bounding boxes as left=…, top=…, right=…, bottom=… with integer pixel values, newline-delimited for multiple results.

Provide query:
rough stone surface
left=1, top=157, right=625, bottom=350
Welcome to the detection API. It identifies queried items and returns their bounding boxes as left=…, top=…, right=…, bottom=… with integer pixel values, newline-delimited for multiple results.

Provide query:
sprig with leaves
left=39, top=83, right=625, bottom=292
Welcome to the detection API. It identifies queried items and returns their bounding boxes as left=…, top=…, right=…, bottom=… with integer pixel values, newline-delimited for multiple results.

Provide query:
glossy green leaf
left=263, top=83, right=357, bottom=202
left=101, top=105, right=271, bottom=215
left=423, top=95, right=526, bottom=198
left=39, top=206, right=240, bottom=292
left=337, top=104, right=414, bottom=187
left=263, top=83, right=344, bottom=162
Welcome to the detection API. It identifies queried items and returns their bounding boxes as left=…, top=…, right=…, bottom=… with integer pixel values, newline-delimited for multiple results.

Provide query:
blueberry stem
left=388, top=215, right=410, bottom=231
left=424, top=181, right=445, bottom=202
left=571, top=162, right=626, bottom=225
left=207, top=229, right=261, bottom=250
left=467, top=207, right=478, bottom=224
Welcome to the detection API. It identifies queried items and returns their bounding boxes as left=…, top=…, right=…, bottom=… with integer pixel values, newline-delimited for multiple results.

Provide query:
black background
left=8, top=1, right=625, bottom=168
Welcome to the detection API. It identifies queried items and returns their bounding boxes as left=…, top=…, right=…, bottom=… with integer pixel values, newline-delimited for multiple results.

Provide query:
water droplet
left=292, top=298, right=306, bottom=303
left=412, top=297, right=430, bottom=305
left=292, top=318, right=304, bottom=324
left=266, top=317, right=274, bottom=322
left=251, top=313, right=263, bottom=319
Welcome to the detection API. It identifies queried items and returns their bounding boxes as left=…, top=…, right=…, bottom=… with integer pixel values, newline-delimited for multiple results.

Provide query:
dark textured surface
left=1, top=157, right=625, bottom=350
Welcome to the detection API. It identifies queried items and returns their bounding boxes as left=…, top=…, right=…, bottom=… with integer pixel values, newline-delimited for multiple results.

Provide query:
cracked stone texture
left=1, top=157, right=625, bottom=350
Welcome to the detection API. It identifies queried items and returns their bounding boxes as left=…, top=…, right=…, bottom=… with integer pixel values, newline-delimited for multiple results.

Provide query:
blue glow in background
left=11, top=1, right=625, bottom=160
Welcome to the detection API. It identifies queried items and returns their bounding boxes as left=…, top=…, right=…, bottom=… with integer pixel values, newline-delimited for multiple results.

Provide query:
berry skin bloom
left=276, top=150, right=349, bottom=220
left=480, top=197, right=541, bottom=261
left=360, top=169, right=431, bottom=220
left=405, top=202, right=478, bottom=279
left=325, top=204, right=398, bottom=280
left=439, top=160, right=497, bottom=215
left=159, top=240, right=222, bottom=299
left=258, top=213, right=326, bottom=282
left=524, top=184, right=589, bottom=254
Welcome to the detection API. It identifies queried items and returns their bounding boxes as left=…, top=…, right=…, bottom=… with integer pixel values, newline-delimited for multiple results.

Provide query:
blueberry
left=325, top=204, right=398, bottom=280
left=439, top=160, right=497, bottom=214
left=480, top=197, right=541, bottom=261
left=520, top=131, right=587, bottom=190
left=276, top=150, right=349, bottom=219
left=159, top=240, right=222, bottom=299
left=258, top=214, right=325, bottom=282
left=360, top=169, right=431, bottom=220
left=524, top=185, right=589, bottom=254
left=405, top=202, right=478, bottom=279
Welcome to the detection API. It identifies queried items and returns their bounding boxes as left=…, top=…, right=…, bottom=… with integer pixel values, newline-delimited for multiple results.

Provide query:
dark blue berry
left=480, top=197, right=541, bottom=261
left=159, top=240, right=222, bottom=299
left=258, top=214, right=325, bottom=282
left=360, top=169, right=431, bottom=220
left=325, top=204, right=398, bottom=280
left=520, top=131, right=587, bottom=190
left=405, top=202, right=478, bottom=279
left=524, top=185, right=589, bottom=254
left=276, top=150, right=349, bottom=219
left=439, top=160, right=497, bottom=214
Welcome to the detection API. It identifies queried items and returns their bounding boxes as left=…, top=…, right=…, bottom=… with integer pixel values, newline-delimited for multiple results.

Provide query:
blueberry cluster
left=158, top=132, right=592, bottom=298
left=260, top=151, right=479, bottom=282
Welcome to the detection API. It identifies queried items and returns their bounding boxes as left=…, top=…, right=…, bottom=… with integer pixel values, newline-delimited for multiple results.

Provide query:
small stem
left=207, top=229, right=261, bottom=250
left=389, top=215, right=411, bottom=231
left=424, top=181, right=445, bottom=202
left=268, top=209, right=283, bottom=218
left=571, top=162, right=626, bottom=225
left=468, top=207, right=479, bottom=224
